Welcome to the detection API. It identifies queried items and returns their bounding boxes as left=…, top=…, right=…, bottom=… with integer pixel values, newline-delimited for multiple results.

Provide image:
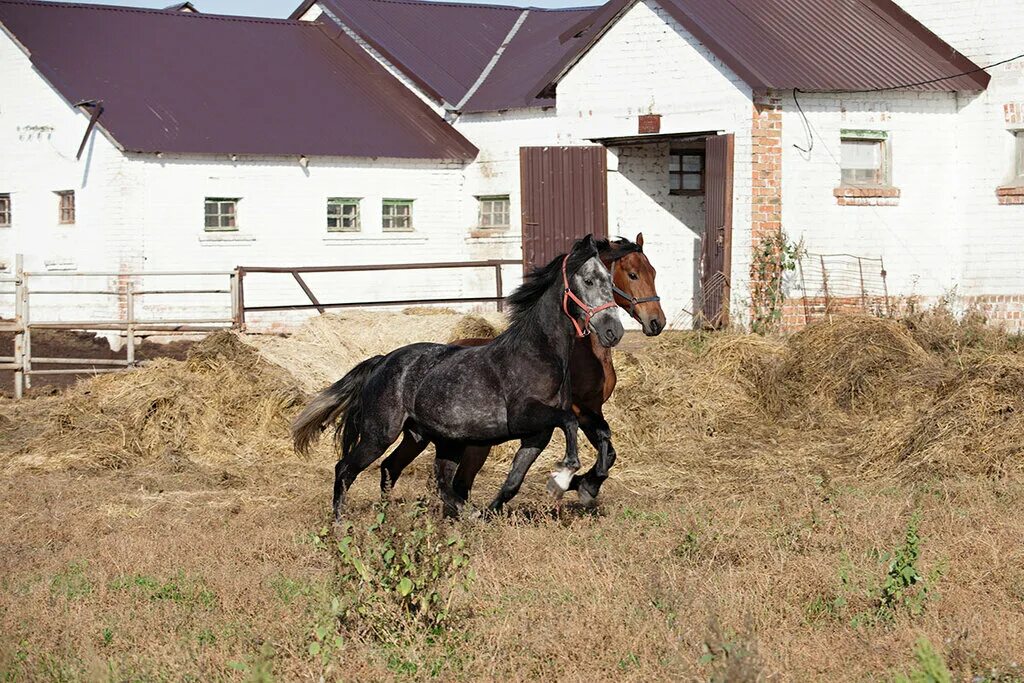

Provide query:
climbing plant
left=750, top=230, right=801, bottom=335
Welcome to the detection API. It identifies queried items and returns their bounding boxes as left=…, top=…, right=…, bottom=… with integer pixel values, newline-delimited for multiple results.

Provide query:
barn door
left=520, top=146, right=608, bottom=271
left=700, top=133, right=734, bottom=329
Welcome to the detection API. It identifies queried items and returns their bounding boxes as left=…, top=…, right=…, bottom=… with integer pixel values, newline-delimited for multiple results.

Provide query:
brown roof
left=299, top=0, right=597, bottom=112
left=547, top=0, right=989, bottom=93
left=0, top=0, right=478, bottom=159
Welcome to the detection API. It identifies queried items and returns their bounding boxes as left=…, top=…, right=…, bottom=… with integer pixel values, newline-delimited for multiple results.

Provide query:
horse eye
left=584, top=278, right=594, bottom=286
left=628, top=272, right=639, bottom=280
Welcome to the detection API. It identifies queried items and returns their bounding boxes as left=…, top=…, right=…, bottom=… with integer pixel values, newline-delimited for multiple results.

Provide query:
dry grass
left=2, top=309, right=1024, bottom=681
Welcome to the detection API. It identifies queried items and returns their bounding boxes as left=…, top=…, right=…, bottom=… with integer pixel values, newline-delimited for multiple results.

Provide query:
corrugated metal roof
left=461, top=8, right=594, bottom=113
left=0, top=0, right=478, bottom=159
left=313, top=0, right=525, bottom=106
left=550, top=0, right=989, bottom=93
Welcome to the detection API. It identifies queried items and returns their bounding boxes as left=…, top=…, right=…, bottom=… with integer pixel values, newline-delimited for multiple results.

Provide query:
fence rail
left=235, top=259, right=520, bottom=327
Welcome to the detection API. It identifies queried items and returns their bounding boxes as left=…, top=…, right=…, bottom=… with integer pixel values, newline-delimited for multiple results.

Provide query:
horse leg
left=488, top=431, right=553, bottom=513
left=434, top=440, right=467, bottom=518
left=333, top=414, right=404, bottom=520
left=545, top=410, right=581, bottom=499
left=379, top=428, right=429, bottom=497
left=568, top=410, right=615, bottom=508
left=452, top=445, right=490, bottom=503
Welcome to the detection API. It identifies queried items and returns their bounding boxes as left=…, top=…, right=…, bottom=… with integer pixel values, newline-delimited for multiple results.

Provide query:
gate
left=699, top=133, right=734, bottom=328
left=520, top=146, right=608, bottom=271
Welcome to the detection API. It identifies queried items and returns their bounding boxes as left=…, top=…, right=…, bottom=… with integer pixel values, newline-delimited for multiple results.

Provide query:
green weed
left=893, top=637, right=951, bottom=683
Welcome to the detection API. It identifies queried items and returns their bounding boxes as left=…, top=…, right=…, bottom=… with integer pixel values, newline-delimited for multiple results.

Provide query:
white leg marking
left=550, top=466, right=574, bottom=492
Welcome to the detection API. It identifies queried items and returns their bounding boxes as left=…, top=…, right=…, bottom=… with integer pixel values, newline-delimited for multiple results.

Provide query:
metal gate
left=519, top=146, right=608, bottom=271
left=699, top=133, right=734, bottom=328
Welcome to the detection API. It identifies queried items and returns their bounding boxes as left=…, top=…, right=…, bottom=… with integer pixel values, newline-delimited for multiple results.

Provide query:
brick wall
left=751, top=91, right=783, bottom=243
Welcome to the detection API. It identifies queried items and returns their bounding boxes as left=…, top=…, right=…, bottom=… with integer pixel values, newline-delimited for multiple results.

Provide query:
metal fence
left=1, top=255, right=523, bottom=398
left=796, top=252, right=891, bottom=323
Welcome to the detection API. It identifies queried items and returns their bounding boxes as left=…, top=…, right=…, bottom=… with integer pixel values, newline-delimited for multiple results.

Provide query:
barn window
left=477, top=195, right=510, bottom=230
left=382, top=199, right=413, bottom=232
left=327, top=197, right=360, bottom=231
left=55, top=190, right=75, bottom=224
left=0, top=194, right=10, bottom=227
left=669, top=149, right=704, bottom=195
left=840, top=130, right=891, bottom=187
left=204, top=197, right=239, bottom=231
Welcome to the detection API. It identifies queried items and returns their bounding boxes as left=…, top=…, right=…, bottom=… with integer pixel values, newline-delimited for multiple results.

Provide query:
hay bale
left=0, top=331, right=304, bottom=473
left=879, top=353, right=1024, bottom=477
left=903, top=306, right=1014, bottom=356
left=778, top=315, right=932, bottom=413
left=447, top=315, right=499, bottom=343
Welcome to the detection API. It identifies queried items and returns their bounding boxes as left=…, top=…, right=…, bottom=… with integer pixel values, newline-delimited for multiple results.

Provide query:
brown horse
left=379, top=234, right=667, bottom=514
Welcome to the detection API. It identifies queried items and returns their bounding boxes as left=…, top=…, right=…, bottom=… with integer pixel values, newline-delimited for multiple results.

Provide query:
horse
left=379, top=234, right=667, bottom=515
left=292, top=235, right=625, bottom=519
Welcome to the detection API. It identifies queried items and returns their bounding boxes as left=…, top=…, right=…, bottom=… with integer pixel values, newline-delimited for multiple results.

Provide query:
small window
left=840, top=131, right=891, bottom=187
left=382, top=199, right=413, bottom=232
left=477, top=195, right=510, bottom=230
left=56, top=190, right=75, bottom=224
left=669, top=150, right=704, bottom=195
left=327, top=197, right=360, bottom=232
left=0, top=194, right=10, bottom=227
left=204, top=197, right=239, bottom=231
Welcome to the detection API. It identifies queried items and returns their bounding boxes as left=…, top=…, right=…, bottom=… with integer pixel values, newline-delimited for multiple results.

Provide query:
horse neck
left=501, top=279, right=576, bottom=363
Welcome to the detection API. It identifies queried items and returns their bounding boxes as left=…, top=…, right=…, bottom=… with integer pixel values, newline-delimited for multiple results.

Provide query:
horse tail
left=292, top=354, right=387, bottom=456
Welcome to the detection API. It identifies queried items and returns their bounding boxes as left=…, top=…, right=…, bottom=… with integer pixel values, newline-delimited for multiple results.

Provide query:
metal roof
left=548, top=0, right=989, bottom=93
left=461, top=7, right=594, bottom=113
left=0, top=0, right=478, bottom=159
left=308, top=0, right=525, bottom=106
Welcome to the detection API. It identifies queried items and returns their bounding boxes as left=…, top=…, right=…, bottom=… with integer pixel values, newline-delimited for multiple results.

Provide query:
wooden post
left=857, top=257, right=869, bottom=313
left=229, top=271, right=239, bottom=328
left=21, top=263, right=31, bottom=391
left=494, top=263, right=504, bottom=313
left=236, top=267, right=246, bottom=331
left=819, top=254, right=831, bottom=321
left=125, top=281, right=136, bottom=366
left=13, top=254, right=23, bottom=399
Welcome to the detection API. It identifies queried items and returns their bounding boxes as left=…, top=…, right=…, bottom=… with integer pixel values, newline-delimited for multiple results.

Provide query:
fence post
left=235, top=267, right=246, bottom=331
left=13, top=254, right=23, bottom=399
left=125, top=281, right=136, bottom=366
left=229, top=271, right=239, bottom=329
left=819, top=254, right=831, bottom=320
left=21, top=262, right=31, bottom=390
left=494, top=263, right=504, bottom=313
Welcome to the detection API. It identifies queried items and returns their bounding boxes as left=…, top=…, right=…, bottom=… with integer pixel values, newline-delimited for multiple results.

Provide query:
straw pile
left=0, top=332, right=303, bottom=473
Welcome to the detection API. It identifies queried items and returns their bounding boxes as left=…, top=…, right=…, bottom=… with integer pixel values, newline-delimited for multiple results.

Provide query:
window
left=0, top=194, right=10, bottom=227
left=669, top=149, right=704, bottom=194
left=477, top=195, right=510, bottom=230
left=840, top=130, right=891, bottom=187
left=327, top=197, right=360, bottom=231
left=56, top=190, right=75, bottom=224
left=204, top=197, right=239, bottom=231
left=382, top=199, right=413, bottom=232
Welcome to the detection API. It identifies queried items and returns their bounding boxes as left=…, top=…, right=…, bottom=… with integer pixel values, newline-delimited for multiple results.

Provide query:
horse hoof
left=578, top=487, right=597, bottom=509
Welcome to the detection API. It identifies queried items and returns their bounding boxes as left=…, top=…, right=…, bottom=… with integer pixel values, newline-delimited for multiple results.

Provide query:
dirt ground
left=1, top=311, right=1023, bottom=681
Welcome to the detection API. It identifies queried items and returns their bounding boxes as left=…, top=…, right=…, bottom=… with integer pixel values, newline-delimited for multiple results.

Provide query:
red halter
left=561, top=255, right=618, bottom=338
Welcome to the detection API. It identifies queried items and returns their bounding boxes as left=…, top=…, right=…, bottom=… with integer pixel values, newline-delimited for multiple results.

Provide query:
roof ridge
left=0, top=0, right=308, bottom=26
left=354, top=0, right=598, bottom=14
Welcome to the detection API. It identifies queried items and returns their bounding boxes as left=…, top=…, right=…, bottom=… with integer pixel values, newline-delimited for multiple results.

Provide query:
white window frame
left=327, top=197, right=361, bottom=232
left=840, top=130, right=892, bottom=188
left=382, top=199, right=414, bottom=232
left=0, top=194, right=10, bottom=227
left=476, top=195, right=510, bottom=231
left=204, top=197, right=239, bottom=232
left=56, top=190, right=75, bottom=224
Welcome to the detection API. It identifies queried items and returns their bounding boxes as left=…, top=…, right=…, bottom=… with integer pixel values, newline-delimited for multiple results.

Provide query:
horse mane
left=505, top=242, right=594, bottom=329
left=595, top=237, right=642, bottom=263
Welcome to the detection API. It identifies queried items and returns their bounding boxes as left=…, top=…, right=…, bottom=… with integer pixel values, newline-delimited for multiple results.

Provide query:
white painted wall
left=779, top=90, right=963, bottom=299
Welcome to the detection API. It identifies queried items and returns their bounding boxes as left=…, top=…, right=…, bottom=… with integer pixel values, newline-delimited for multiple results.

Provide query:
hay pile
left=246, top=310, right=506, bottom=393
left=0, top=332, right=303, bottom=473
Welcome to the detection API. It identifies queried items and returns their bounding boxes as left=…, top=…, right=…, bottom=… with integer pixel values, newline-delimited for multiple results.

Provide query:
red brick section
left=833, top=186, right=901, bottom=206
left=751, top=91, right=782, bottom=242
left=996, top=185, right=1024, bottom=206
left=638, top=114, right=661, bottom=134
left=1004, top=103, right=1023, bottom=125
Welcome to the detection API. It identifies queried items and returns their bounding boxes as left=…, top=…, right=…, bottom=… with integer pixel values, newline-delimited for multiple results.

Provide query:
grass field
left=2, top=310, right=1023, bottom=681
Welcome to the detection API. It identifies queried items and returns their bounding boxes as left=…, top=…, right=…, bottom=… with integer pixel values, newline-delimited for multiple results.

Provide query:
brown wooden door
left=700, top=133, right=734, bottom=328
left=520, top=146, right=608, bottom=271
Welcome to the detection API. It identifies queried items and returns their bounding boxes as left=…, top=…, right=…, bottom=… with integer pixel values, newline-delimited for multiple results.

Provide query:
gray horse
left=292, top=235, right=624, bottom=519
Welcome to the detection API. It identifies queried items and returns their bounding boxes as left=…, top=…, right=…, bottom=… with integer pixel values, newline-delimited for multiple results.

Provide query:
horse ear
left=575, top=233, right=597, bottom=256
left=636, top=232, right=644, bottom=250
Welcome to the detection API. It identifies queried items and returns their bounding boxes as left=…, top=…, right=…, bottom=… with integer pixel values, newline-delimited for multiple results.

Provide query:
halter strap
left=562, top=255, right=618, bottom=338
left=610, top=259, right=661, bottom=319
